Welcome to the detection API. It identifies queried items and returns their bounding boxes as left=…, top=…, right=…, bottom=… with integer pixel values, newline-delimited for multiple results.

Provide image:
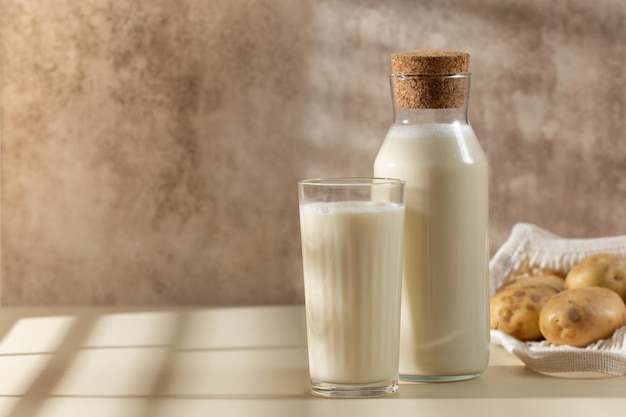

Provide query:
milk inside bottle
left=374, top=50, right=490, bottom=382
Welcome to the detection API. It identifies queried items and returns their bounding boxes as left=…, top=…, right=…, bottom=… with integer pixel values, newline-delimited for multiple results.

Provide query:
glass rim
left=298, top=177, right=405, bottom=187
left=390, top=72, right=470, bottom=80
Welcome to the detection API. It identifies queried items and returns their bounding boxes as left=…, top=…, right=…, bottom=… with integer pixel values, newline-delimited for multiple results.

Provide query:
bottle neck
left=392, top=106, right=469, bottom=125
left=390, top=73, right=471, bottom=125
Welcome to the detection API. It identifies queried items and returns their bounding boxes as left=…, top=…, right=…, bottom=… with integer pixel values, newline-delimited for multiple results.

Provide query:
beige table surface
left=0, top=305, right=624, bottom=417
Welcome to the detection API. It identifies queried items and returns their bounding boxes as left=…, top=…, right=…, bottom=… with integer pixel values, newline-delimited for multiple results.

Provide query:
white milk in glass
left=375, top=123, right=489, bottom=379
left=300, top=201, right=404, bottom=383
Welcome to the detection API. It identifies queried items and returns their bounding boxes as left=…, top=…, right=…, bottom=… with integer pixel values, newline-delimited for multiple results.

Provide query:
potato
left=490, top=282, right=559, bottom=341
left=511, top=274, right=565, bottom=292
left=539, top=287, right=626, bottom=347
left=514, top=260, right=565, bottom=278
left=575, top=253, right=621, bottom=265
left=565, top=257, right=626, bottom=302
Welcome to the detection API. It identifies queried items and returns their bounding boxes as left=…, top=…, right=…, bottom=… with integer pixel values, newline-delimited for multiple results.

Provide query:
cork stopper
left=390, top=49, right=470, bottom=109
left=391, top=49, right=469, bottom=75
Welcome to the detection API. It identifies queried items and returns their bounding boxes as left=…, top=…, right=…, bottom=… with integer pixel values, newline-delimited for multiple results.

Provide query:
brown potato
left=490, top=282, right=559, bottom=341
left=514, top=260, right=565, bottom=279
left=496, top=274, right=565, bottom=292
left=576, top=253, right=621, bottom=265
left=565, top=257, right=626, bottom=302
left=512, top=274, right=565, bottom=292
left=539, top=287, right=626, bottom=347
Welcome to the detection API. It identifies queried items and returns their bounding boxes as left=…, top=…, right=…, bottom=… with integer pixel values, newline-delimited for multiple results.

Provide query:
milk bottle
left=374, top=50, right=490, bottom=381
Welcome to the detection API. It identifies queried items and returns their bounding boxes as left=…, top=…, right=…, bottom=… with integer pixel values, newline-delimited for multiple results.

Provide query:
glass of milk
left=298, top=177, right=405, bottom=398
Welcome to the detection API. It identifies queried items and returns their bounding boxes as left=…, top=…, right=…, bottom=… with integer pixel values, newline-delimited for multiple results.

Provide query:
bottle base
left=400, top=373, right=481, bottom=383
left=310, top=377, right=399, bottom=398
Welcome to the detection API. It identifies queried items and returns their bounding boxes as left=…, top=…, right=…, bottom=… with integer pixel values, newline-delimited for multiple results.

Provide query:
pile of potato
left=490, top=253, right=626, bottom=347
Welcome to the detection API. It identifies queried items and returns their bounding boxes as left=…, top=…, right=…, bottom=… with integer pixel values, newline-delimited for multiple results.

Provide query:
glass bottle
left=374, top=50, right=489, bottom=382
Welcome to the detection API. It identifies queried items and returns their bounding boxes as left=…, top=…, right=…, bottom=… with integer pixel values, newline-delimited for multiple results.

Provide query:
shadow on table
left=0, top=305, right=311, bottom=417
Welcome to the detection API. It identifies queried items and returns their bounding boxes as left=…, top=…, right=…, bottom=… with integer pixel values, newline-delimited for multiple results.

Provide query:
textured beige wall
left=1, top=0, right=625, bottom=305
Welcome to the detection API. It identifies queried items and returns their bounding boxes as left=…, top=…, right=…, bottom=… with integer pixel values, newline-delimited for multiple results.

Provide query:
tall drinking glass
left=298, top=177, right=405, bottom=398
